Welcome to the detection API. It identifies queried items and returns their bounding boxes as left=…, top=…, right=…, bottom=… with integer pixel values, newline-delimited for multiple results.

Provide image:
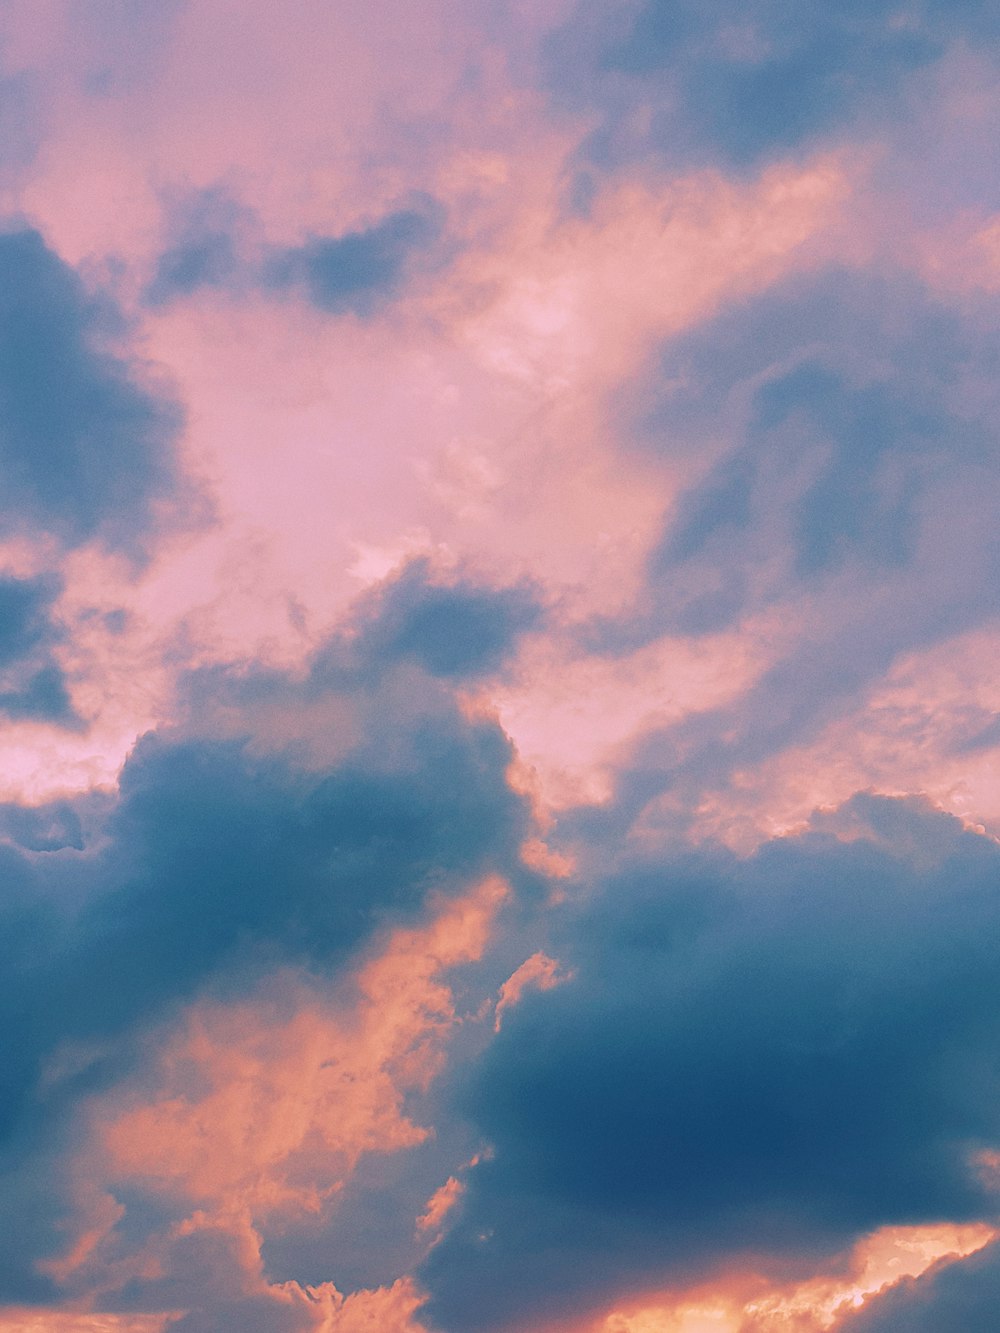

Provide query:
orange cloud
left=416, top=1177, right=465, bottom=1237
left=97, top=877, right=506, bottom=1221
left=495, top=952, right=572, bottom=1030
left=0, top=1317, right=168, bottom=1333
left=37, top=879, right=507, bottom=1323
left=581, top=1223, right=995, bottom=1333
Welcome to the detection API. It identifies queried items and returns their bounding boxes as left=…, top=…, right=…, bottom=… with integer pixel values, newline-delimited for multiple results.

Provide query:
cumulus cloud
left=419, top=797, right=1000, bottom=1331
left=0, top=561, right=538, bottom=1308
left=835, top=1235, right=1000, bottom=1331
left=41, top=885, right=501, bottom=1330
left=2, top=3, right=999, bottom=1331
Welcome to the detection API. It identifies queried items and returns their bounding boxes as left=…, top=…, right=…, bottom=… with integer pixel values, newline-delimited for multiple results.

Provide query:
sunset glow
left=2, top=4, right=1000, bottom=1331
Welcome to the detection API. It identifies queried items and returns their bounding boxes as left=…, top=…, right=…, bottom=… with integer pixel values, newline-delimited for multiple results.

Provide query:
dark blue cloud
left=58, top=708, right=523, bottom=1041
left=0, top=722, right=525, bottom=1298
left=0, top=575, right=76, bottom=724
left=419, top=797, right=1000, bottom=1331
left=145, top=194, right=446, bottom=316
left=0, top=664, right=74, bottom=724
left=0, top=838, right=57, bottom=1157
left=0, top=228, right=185, bottom=553
left=0, top=574, right=60, bottom=668
left=264, top=199, right=445, bottom=316
left=837, top=1238, right=1000, bottom=1331
left=145, top=232, right=239, bottom=307
left=0, top=798, right=84, bottom=852
left=544, top=0, right=999, bottom=173
left=341, top=559, right=542, bottom=681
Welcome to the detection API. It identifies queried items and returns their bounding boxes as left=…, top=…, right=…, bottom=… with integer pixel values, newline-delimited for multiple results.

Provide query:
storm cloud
left=420, top=798, right=1000, bottom=1330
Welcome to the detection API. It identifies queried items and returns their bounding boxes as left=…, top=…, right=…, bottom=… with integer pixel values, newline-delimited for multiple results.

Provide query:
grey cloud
left=569, top=270, right=1000, bottom=835
left=601, top=267, right=999, bottom=642
left=144, top=187, right=250, bottom=308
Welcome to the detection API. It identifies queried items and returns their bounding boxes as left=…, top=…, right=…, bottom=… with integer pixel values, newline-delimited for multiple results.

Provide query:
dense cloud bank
left=420, top=797, right=1000, bottom=1330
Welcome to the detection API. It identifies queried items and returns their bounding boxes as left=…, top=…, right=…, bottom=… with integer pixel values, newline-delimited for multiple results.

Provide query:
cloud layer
left=0, top=2, right=998, bottom=1330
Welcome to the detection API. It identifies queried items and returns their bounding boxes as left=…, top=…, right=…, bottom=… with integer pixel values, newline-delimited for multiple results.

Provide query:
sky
left=1, top=2, right=1000, bottom=1330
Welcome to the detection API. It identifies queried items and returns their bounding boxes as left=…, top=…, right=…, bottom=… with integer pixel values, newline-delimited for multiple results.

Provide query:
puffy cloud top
left=420, top=798, right=1000, bottom=1330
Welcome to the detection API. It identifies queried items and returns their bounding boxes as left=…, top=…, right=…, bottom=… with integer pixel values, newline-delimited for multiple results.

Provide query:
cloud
left=837, top=1236, right=1000, bottom=1331
left=543, top=0, right=1000, bottom=173
left=564, top=267, right=1000, bottom=838
left=0, top=575, right=75, bottom=724
left=43, top=675, right=526, bottom=1085
left=341, top=559, right=543, bottom=682
left=601, top=266, right=1000, bottom=641
left=0, top=798, right=84, bottom=852
left=143, top=191, right=446, bottom=317
left=33, top=883, right=504, bottom=1330
left=0, top=562, right=535, bottom=1302
left=263, top=200, right=446, bottom=317
left=419, top=796, right=1000, bottom=1331
left=0, top=71, right=43, bottom=179
left=263, top=203, right=444, bottom=317
left=144, top=188, right=247, bottom=309
left=0, top=228, right=186, bottom=555
left=69, top=0, right=187, bottom=98
left=2, top=5, right=998, bottom=1331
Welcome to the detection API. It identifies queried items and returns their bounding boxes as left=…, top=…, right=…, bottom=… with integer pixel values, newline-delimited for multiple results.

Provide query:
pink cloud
left=1, top=6, right=998, bottom=1329
left=668, top=625, right=1000, bottom=852
left=0, top=1317, right=169, bottom=1333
